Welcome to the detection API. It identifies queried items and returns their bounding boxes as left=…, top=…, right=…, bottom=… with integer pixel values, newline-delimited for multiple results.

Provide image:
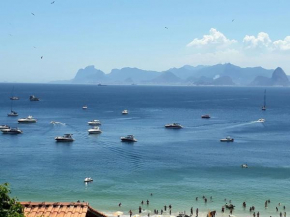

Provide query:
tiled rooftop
left=20, top=201, right=107, bottom=217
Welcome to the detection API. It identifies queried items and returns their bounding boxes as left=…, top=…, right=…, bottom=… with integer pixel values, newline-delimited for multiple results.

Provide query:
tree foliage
left=0, top=183, right=24, bottom=217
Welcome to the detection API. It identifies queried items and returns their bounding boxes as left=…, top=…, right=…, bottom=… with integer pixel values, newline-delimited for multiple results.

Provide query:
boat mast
left=264, top=89, right=266, bottom=107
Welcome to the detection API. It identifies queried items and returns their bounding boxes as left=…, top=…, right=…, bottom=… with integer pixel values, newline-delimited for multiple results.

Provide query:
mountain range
left=52, top=63, right=289, bottom=86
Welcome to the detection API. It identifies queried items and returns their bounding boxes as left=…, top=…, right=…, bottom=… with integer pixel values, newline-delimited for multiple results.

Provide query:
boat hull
left=55, top=139, right=74, bottom=142
left=121, top=138, right=137, bottom=142
left=165, top=126, right=182, bottom=129
left=18, top=120, right=37, bottom=123
left=220, top=139, right=234, bottom=142
left=88, top=131, right=102, bottom=134
left=2, top=130, right=22, bottom=134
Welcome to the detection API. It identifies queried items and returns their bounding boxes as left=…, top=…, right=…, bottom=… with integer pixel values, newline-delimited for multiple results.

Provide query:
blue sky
left=1, top=0, right=290, bottom=82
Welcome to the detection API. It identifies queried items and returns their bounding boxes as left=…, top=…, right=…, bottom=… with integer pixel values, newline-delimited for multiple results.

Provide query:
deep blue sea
left=0, top=84, right=290, bottom=217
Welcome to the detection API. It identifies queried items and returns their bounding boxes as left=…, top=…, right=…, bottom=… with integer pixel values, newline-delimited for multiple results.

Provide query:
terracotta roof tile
left=20, top=202, right=107, bottom=217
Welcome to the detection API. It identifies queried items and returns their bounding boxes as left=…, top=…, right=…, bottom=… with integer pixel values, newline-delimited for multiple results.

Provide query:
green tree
left=0, top=183, right=24, bottom=217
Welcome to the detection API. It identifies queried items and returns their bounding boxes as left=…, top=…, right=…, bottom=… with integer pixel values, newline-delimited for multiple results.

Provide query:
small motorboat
left=165, top=123, right=183, bottom=129
left=18, top=115, right=37, bottom=123
left=82, top=105, right=88, bottom=109
left=241, top=164, right=248, bottom=168
left=220, top=136, right=234, bottom=142
left=2, top=128, right=22, bottom=134
left=257, top=119, right=265, bottom=123
left=55, top=134, right=74, bottom=142
left=84, top=177, right=93, bottom=182
left=201, top=114, right=210, bottom=119
left=10, top=96, right=19, bottom=100
left=0, top=125, right=10, bottom=129
left=30, top=95, right=40, bottom=101
left=88, top=120, right=101, bottom=125
left=88, top=126, right=102, bottom=134
left=122, top=110, right=128, bottom=115
left=121, top=135, right=137, bottom=142
left=225, top=204, right=235, bottom=209
left=7, top=110, right=18, bottom=117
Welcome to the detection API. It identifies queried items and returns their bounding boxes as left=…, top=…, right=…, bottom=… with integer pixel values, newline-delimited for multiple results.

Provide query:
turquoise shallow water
left=0, top=84, right=290, bottom=217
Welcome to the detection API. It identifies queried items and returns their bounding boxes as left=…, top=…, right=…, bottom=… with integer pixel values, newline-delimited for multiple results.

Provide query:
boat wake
left=50, top=121, right=66, bottom=125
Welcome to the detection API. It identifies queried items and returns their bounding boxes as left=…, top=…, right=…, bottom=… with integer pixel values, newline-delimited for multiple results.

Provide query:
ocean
left=0, top=84, right=290, bottom=217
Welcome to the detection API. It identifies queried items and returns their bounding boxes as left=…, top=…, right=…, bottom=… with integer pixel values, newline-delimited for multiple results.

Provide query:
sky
left=1, top=0, right=290, bottom=82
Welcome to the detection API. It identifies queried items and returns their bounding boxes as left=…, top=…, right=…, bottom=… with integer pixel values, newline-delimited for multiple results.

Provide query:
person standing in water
left=196, top=208, right=199, bottom=216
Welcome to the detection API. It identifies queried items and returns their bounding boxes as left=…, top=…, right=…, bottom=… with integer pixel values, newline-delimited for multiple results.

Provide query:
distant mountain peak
left=251, top=67, right=289, bottom=86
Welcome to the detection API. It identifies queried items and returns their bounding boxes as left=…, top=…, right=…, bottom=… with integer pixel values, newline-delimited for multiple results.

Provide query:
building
left=20, top=201, right=107, bottom=217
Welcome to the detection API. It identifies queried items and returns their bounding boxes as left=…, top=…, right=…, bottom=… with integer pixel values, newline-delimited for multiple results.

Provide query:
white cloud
left=184, top=29, right=290, bottom=73
left=187, top=28, right=237, bottom=49
left=243, top=32, right=290, bottom=51
left=243, top=32, right=272, bottom=50
left=273, top=36, right=290, bottom=51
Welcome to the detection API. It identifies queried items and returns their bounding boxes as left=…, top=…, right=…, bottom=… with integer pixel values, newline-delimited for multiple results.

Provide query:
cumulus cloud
left=187, top=28, right=237, bottom=49
left=243, top=32, right=272, bottom=50
left=243, top=32, right=290, bottom=51
left=273, top=36, right=290, bottom=51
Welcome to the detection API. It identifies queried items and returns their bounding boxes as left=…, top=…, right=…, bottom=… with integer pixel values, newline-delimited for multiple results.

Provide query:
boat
left=84, top=177, right=93, bottom=182
left=8, top=95, right=18, bottom=117
left=88, top=120, right=101, bottom=125
left=30, top=95, right=40, bottom=101
left=2, top=128, right=22, bottom=134
left=88, top=126, right=102, bottom=134
left=220, top=136, right=234, bottom=142
left=165, top=123, right=183, bottom=129
left=122, top=110, right=128, bottom=115
left=10, top=87, right=19, bottom=100
left=262, top=89, right=266, bottom=110
left=55, top=134, right=74, bottom=142
left=257, top=118, right=265, bottom=123
left=0, top=125, right=10, bottom=129
left=201, top=114, right=210, bottom=119
left=10, top=96, right=19, bottom=100
left=225, top=204, right=235, bottom=209
left=18, top=116, right=37, bottom=123
left=82, top=105, right=88, bottom=109
left=241, top=164, right=248, bottom=168
left=121, top=135, right=137, bottom=142
left=7, top=110, right=18, bottom=117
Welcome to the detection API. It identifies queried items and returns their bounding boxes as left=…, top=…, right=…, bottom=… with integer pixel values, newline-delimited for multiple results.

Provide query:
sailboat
left=7, top=98, right=18, bottom=117
left=262, top=89, right=266, bottom=111
left=10, top=86, right=19, bottom=100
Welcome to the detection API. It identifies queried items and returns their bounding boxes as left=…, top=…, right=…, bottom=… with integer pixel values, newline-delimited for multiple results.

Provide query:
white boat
left=8, top=95, right=18, bottom=117
left=55, top=134, right=74, bottom=142
left=88, top=126, right=102, bottom=134
left=220, top=136, right=234, bottom=142
left=10, top=96, right=19, bottom=100
left=122, top=110, right=128, bottom=115
left=241, top=164, right=248, bottom=168
left=8, top=110, right=18, bottom=117
left=10, top=87, right=19, bottom=100
left=165, top=123, right=183, bottom=129
left=82, top=105, right=88, bottom=109
left=121, top=135, right=137, bottom=142
left=84, top=177, right=93, bottom=182
left=18, top=115, right=37, bottom=123
left=30, top=95, right=40, bottom=101
left=2, top=128, right=22, bottom=134
left=257, top=119, right=265, bottom=123
left=88, top=120, right=101, bottom=125
left=0, top=125, right=10, bottom=129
